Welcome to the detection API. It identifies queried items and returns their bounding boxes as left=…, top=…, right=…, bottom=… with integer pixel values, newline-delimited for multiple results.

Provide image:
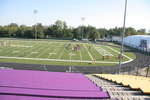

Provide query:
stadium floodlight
left=146, top=65, right=150, bottom=77
left=33, top=9, right=38, bottom=39
left=118, top=0, right=127, bottom=74
left=81, top=17, right=85, bottom=40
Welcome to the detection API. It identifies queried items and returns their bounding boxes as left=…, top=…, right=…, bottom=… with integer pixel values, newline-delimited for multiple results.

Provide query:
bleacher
left=0, top=69, right=113, bottom=100
left=86, top=74, right=150, bottom=100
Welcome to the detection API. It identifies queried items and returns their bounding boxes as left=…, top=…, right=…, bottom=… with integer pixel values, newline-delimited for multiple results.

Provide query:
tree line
left=0, top=20, right=146, bottom=41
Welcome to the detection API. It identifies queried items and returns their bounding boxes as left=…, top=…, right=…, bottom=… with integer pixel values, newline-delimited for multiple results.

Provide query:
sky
left=0, top=0, right=150, bottom=31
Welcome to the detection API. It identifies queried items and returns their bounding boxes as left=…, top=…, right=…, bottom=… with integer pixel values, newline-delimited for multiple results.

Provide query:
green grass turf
left=0, top=38, right=136, bottom=66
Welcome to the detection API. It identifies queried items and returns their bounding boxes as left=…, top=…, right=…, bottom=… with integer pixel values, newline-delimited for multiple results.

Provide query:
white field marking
left=45, top=42, right=57, bottom=57
left=14, top=41, right=39, bottom=57
left=0, top=42, right=21, bottom=55
left=58, top=43, right=68, bottom=59
left=26, top=42, right=48, bottom=57
left=0, top=56, right=119, bottom=64
left=35, top=43, right=51, bottom=58
left=69, top=53, right=76, bottom=56
left=31, top=52, right=39, bottom=54
left=122, top=59, right=134, bottom=64
left=36, top=42, right=52, bottom=58
left=94, top=45, right=113, bottom=56
left=48, top=43, right=62, bottom=58
left=79, top=45, right=82, bottom=62
left=12, top=51, right=20, bottom=53
left=49, top=53, right=56, bottom=55
left=83, top=44, right=94, bottom=61
left=10, top=45, right=33, bottom=48
left=49, top=42, right=64, bottom=58
left=105, top=46, right=133, bottom=60
left=70, top=43, right=74, bottom=62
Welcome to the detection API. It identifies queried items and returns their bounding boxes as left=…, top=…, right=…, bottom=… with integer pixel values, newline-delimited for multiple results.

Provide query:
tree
left=137, top=29, right=146, bottom=35
left=125, top=27, right=136, bottom=36
left=87, top=26, right=99, bottom=41
left=108, top=27, right=123, bottom=37
left=97, top=28, right=108, bottom=38
left=7, top=23, right=19, bottom=37
left=0, top=21, right=147, bottom=39
left=72, top=28, right=81, bottom=39
left=33, top=23, right=45, bottom=39
left=0, top=26, right=9, bottom=37
left=15, top=25, right=27, bottom=38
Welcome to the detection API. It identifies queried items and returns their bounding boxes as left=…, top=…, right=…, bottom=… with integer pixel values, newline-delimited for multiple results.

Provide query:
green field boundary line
left=0, top=56, right=120, bottom=64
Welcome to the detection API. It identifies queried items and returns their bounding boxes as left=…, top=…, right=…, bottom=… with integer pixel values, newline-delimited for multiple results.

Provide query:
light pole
left=118, top=0, right=128, bottom=74
left=146, top=65, right=150, bottom=77
left=81, top=17, right=85, bottom=40
left=33, top=9, right=38, bottom=39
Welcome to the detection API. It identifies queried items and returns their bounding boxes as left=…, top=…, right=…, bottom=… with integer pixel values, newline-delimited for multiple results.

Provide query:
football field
left=0, top=39, right=135, bottom=66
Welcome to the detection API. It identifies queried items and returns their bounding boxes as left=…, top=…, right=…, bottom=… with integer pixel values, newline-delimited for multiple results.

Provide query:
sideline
left=0, top=56, right=130, bottom=64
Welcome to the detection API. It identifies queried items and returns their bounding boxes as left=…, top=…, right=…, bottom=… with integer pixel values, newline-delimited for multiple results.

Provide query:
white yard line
left=10, top=45, right=32, bottom=48
left=69, top=43, right=73, bottom=62
left=1, top=41, right=34, bottom=56
left=79, top=50, right=82, bottom=62
left=0, top=56, right=119, bottom=64
left=58, top=44, right=66, bottom=59
left=17, top=41, right=39, bottom=57
left=48, top=43, right=62, bottom=58
left=94, top=45, right=113, bottom=56
left=36, top=43, right=52, bottom=58
left=25, top=43, right=44, bottom=57
left=83, top=44, right=94, bottom=61
left=105, top=46, right=133, bottom=60
left=79, top=43, right=83, bottom=62
left=93, top=46, right=104, bottom=56
left=35, top=43, right=52, bottom=58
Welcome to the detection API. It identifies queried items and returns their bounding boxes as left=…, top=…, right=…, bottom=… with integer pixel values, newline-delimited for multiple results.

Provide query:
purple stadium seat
left=0, top=69, right=110, bottom=99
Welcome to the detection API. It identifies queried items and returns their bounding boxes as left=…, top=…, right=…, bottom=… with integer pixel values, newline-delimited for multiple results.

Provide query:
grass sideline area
left=0, top=38, right=135, bottom=66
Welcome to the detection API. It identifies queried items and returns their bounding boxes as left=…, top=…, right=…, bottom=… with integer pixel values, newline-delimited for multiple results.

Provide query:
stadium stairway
left=86, top=75, right=150, bottom=100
